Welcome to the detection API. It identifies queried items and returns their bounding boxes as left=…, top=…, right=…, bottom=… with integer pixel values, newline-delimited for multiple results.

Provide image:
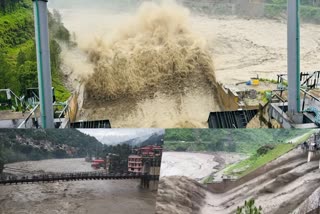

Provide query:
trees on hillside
left=0, top=6, right=72, bottom=101
left=1, top=0, right=21, bottom=13
left=0, top=0, right=31, bottom=14
left=0, top=129, right=103, bottom=163
left=267, top=0, right=320, bottom=6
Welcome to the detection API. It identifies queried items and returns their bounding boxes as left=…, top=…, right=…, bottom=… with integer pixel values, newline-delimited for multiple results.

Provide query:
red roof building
left=128, top=145, right=163, bottom=173
left=137, top=145, right=163, bottom=157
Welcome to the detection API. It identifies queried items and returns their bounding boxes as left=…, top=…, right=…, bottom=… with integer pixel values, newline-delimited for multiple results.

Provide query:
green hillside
left=0, top=129, right=103, bottom=165
left=0, top=0, right=72, bottom=103
left=164, top=129, right=311, bottom=154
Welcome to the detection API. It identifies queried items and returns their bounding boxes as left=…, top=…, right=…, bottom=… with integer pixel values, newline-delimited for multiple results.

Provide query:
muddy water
left=192, top=17, right=320, bottom=84
left=159, top=152, right=246, bottom=181
left=54, top=8, right=220, bottom=128
left=160, top=152, right=219, bottom=180
left=54, top=5, right=320, bottom=128
left=0, top=159, right=156, bottom=214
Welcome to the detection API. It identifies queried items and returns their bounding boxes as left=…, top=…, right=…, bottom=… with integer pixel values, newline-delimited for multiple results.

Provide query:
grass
left=223, top=130, right=314, bottom=178
left=202, top=173, right=214, bottom=184
left=224, top=143, right=294, bottom=177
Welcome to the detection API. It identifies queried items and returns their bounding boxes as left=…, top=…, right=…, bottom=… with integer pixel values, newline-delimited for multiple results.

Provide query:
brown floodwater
left=0, top=159, right=157, bottom=214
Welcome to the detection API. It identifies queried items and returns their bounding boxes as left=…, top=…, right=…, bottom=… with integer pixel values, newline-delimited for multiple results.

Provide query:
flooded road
left=0, top=159, right=157, bottom=214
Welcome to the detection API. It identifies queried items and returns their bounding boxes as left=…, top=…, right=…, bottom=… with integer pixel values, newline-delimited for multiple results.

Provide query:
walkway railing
left=0, top=171, right=159, bottom=185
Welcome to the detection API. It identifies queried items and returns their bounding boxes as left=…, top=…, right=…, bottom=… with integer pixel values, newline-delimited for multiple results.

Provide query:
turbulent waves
left=84, top=1, right=216, bottom=102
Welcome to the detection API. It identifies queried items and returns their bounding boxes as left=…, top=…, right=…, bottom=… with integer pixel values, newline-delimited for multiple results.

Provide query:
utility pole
left=32, top=0, right=54, bottom=128
left=287, top=0, right=302, bottom=123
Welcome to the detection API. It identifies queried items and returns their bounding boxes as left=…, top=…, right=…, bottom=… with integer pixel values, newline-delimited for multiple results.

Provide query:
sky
left=78, top=129, right=164, bottom=144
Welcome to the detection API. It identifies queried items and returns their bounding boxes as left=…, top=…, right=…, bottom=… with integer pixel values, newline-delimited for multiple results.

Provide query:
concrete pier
left=140, top=158, right=161, bottom=190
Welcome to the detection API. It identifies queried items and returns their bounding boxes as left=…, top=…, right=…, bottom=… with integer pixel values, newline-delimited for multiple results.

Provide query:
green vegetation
left=0, top=0, right=72, bottom=103
left=236, top=199, right=262, bottom=214
left=225, top=143, right=294, bottom=177
left=0, top=129, right=103, bottom=164
left=265, top=0, right=320, bottom=24
left=256, top=144, right=275, bottom=155
left=164, top=129, right=310, bottom=154
left=102, top=144, right=132, bottom=172
left=223, top=130, right=313, bottom=178
left=0, top=158, right=4, bottom=173
left=166, top=129, right=313, bottom=182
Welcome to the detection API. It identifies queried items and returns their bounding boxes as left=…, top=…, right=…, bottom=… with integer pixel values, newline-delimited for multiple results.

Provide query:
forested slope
left=0, top=0, right=72, bottom=104
left=164, top=129, right=310, bottom=154
left=0, top=129, right=103, bottom=165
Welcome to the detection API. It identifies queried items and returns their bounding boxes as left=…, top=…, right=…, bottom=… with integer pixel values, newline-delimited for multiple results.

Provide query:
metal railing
left=276, top=72, right=320, bottom=112
left=16, top=95, right=73, bottom=129
left=17, top=104, right=40, bottom=129
left=0, top=171, right=160, bottom=185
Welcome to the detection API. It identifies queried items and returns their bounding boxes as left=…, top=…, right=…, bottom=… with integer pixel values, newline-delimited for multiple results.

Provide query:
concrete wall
left=148, top=180, right=159, bottom=191
left=216, top=83, right=239, bottom=111
left=149, top=167, right=161, bottom=175
left=141, top=166, right=160, bottom=191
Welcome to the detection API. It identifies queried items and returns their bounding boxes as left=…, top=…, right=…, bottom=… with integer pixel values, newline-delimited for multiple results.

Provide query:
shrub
left=256, top=144, right=275, bottom=156
left=237, top=199, right=263, bottom=214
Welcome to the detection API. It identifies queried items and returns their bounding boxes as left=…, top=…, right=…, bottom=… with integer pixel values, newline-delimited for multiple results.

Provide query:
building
left=128, top=155, right=143, bottom=173
left=128, top=145, right=163, bottom=173
left=139, top=145, right=163, bottom=157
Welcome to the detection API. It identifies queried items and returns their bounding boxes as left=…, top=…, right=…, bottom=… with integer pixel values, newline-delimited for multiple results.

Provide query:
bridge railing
left=0, top=171, right=159, bottom=185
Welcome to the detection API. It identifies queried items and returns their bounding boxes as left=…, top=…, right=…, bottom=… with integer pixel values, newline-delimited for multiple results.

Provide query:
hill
left=0, top=0, right=72, bottom=106
left=119, top=132, right=164, bottom=147
left=0, top=129, right=103, bottom=165
left=164, top=129, right=310, bottom=154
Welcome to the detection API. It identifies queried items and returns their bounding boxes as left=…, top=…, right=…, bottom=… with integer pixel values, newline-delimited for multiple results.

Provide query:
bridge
left=0, top=171, right=159, bottom=187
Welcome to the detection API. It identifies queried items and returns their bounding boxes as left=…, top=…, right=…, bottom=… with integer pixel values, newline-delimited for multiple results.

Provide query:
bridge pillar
left=148, top=179, right=159, bottom=191
left=140, top=175, right=149, bottom=189
left=140, top=158, right=161, bottom=190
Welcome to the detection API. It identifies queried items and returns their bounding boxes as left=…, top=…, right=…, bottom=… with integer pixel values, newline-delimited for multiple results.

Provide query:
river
left=0, top=159, right=157, bottom=214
